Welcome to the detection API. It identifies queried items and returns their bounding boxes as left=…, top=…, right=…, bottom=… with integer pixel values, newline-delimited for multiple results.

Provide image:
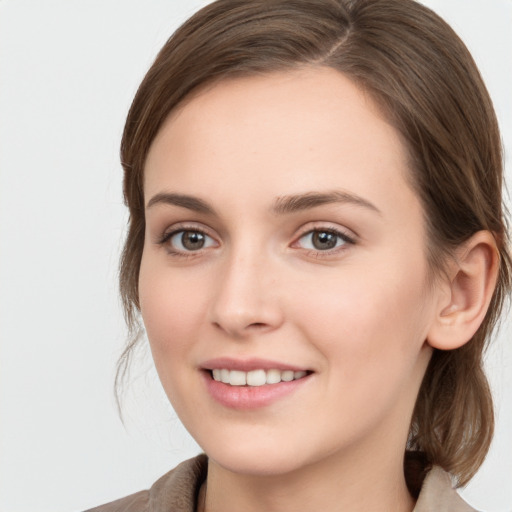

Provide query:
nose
left=208, top=248, right=284, bottom=339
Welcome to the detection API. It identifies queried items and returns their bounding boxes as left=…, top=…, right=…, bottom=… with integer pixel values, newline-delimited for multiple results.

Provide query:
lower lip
left=202, top=371, right=312, bottom=410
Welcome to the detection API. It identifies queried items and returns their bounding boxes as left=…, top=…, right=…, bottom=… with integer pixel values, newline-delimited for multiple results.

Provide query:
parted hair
left=117, top=0, right=511, bottom=489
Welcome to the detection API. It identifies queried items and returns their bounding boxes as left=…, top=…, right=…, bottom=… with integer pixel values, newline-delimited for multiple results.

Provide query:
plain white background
left=0, top=1, right=511, bottom=511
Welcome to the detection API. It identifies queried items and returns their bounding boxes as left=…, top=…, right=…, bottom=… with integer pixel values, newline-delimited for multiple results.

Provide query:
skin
left=139, top=67, right=451, bottom=512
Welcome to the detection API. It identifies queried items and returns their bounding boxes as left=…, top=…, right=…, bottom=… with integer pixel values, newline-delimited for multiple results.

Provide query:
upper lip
left=201, top=357, right=311, bottom=372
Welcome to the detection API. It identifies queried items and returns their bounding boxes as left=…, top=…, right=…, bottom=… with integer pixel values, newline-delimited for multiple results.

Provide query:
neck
left=202, top=443, right=415, bottom=512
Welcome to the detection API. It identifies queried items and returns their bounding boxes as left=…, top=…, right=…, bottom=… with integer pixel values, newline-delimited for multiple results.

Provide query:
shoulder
left=83, top=454, right=208, bottom=512
left=83, top=490, right=148, bottom=512
left=414, top=466, right=480, bottom=512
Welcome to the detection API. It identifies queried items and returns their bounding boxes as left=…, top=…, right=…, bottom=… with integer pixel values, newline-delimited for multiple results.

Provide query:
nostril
left=211, top=320, right=272, bottom=338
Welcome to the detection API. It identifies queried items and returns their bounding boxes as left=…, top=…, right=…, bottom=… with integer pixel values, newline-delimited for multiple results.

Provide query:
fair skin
left=139, top=67, right=498, bottom=512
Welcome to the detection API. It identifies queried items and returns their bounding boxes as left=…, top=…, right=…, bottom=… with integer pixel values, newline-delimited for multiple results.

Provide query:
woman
left=88, top=0, right=510, bottom=510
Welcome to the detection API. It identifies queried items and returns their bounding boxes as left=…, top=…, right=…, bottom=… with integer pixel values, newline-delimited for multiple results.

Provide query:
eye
left=296, top=229, right=352, bottom=251
left=167, top=230, right=217, bottom=252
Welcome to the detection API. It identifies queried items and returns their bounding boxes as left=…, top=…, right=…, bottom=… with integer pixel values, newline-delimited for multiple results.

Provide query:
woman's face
left=140, top=67, right=439, bottom=476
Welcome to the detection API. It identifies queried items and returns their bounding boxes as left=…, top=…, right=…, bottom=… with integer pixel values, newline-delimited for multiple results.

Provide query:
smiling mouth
left=209, top=369, right=312, bottom=387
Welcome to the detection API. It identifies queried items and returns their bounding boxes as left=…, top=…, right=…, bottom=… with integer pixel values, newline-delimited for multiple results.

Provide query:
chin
left=208, top=446, right=307, bottom=477
left=199, top=428, right=336, bottom=478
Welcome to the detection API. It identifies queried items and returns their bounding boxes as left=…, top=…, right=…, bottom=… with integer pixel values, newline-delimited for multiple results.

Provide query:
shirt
left=84, top=454, right=478, bottom=512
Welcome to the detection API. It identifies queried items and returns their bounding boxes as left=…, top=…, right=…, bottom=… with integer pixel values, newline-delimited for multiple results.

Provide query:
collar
left=88, top=455, right=477, bottom=512
left=413, top=466, right=477, bottom=512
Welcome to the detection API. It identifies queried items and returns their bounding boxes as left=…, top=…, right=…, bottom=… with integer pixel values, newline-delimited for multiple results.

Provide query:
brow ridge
left=146, top=192, right=215, bottom=214
left=146, top=190, right=380, bottom=217
left=272, top=190, right=381, bottom=215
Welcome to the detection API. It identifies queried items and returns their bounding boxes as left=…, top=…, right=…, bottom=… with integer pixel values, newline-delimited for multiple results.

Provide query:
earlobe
left=427, top=231, right=499, bottom=351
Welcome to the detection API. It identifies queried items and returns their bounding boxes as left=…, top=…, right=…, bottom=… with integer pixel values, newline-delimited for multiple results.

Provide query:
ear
left=427, top=231, right=500, bottom=350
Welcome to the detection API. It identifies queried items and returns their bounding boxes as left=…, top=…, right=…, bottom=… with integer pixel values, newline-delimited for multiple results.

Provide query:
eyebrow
left=272, top=190, right=381, bottom=216
left=146, top=192, right=216, bottom=215
left=146, top=190, right=381, bottom=216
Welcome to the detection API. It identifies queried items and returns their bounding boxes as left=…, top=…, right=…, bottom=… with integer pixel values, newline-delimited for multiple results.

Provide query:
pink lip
left=201, top=357, right=309, bottom=372
left=200, top=358, right=313, bottom=410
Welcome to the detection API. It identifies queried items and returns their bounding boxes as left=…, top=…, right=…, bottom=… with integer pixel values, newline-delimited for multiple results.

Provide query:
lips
left=201, top=357, right=310, bottom=372
left=201, top=358, right=313, bottom=409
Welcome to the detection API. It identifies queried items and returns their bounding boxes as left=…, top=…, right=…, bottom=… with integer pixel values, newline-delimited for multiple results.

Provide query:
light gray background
left=1, top=1, right=511, bottom=511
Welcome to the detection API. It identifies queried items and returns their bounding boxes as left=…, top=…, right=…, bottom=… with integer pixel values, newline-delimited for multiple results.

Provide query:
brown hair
left=117, top=0, right=511, bottom=488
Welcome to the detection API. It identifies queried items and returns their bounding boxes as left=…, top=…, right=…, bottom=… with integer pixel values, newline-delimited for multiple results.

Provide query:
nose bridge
left=209, top=239, right=282, bottom=337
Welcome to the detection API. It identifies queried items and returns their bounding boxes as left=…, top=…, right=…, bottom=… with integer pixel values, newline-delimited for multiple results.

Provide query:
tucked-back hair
left=117, top=0, right=511, bottom=488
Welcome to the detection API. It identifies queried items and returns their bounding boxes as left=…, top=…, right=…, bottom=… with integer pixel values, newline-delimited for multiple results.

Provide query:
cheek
left=138, top=257, right=208, bottom=362
left=294, top=261, right=432, bottom=380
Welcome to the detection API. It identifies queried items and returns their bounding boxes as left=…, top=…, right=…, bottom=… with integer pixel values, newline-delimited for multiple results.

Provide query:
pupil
left=182, top=231, right=205, bottom=250
left=312, top=231, right=337, bottom=250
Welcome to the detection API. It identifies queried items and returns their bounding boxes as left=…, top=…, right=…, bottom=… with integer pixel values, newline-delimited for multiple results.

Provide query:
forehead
left=144, top=67, right=416, bottom=219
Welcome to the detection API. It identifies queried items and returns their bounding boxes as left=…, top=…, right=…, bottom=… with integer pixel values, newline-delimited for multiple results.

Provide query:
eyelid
left=294, top=222, right=356, bottom=241
left=172, top=230, right=217, bottom=251
left=154, top=221, right=356, bottom=257
left=156, top=222, right=220, bottom=253
left=291, top=223, right=357, bottom=253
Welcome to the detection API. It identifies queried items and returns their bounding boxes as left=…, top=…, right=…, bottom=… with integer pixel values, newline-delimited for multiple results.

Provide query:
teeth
left=281, top=370, right=294, bottom=382
left=247, top=369, right=266, bottom=386
left=229, top=370, right=247, bottom=386
left=220, top=369, right=230, bottom=384
left=266, top=369, right=281, bottom=384
left=211, top=369, right=309, bottom=386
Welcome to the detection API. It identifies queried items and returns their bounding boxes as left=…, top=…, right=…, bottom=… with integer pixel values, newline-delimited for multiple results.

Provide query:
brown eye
left=182, top=231, right=205, bottom=250
left=169, top=230, right=216, bottom=252
left=312, top=231, right=338, bottom=250
left=296, top=229, right=352, bottom=252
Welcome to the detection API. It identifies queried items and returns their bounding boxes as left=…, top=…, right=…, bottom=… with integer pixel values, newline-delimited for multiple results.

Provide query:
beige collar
left=84, top=455, right=478, bottom=512
left=413, top=466, right=477, bottom=512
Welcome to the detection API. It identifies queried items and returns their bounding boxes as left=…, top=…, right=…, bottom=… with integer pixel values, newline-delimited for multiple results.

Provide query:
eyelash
left=157, top=226, right=215, bottom=258
left=294, top=227, right=355, bottom=257
left=156, top=225, right=356, bottom=258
